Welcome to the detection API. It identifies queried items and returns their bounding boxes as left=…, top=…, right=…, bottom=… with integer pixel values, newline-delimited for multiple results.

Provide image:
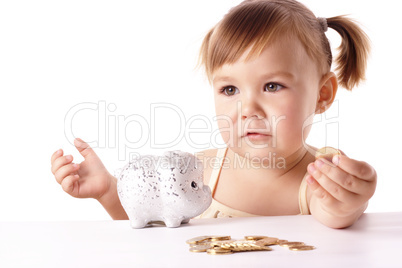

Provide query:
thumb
left=74, top=138, right=97, bottom=159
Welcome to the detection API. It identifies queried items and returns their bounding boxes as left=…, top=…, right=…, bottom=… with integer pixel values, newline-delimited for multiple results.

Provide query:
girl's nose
left=240, top=95, right=265, bottom=120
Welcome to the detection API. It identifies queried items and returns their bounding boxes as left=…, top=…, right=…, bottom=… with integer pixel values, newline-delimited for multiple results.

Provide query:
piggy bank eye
left=191, top=181, right=198, bottom=190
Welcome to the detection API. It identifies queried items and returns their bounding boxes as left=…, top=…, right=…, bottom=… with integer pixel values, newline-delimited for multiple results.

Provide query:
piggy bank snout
left=191, top=180, right=211, bottom=197
left=200, top=184, right=212, bottom=207
left=203, top=184, right=211, bottom=195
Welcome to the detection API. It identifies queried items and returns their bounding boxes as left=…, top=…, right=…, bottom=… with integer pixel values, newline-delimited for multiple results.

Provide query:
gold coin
left=189, top=244, right=214, bottom=253
left=279, top=241, right=305, bottom=247
left=210, top=240, right=236, bottom=247
left=244, top=235, right=268, bottom=241
left=249, top=245, right=272, bottom=251
left=289, top=245, right=316, bottom=251
left=229, top=240, right=273, bottom=252
left=257, top=246, right=273, bottom=251
left=232, top=245, right=273, bottom=252
left=209, top=235, right=231, bottom=241
left=256, top=237, right=279, bottom=246
left=277, top=239, right=288, bottom=244
left=186, top=236, right=211, bottom=245
left=193, top=241, right=213, bottom=247
left=207, top=248, right=233, bottom=255
left=234, top=240, right=256, bottom=244
left=211, top=240, right=241, bottom=250
left=189, top=241, right=212, bottom=248
left=315, top=147, right=341, bottom=162
left=260, top=246, right=273, bottom=251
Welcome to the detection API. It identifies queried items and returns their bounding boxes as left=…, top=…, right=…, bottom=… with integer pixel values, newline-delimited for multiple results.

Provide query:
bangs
left=200, top=0, right=328, bottom=83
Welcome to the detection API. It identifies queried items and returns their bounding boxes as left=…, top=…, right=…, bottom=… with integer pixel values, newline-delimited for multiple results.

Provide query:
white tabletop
left=1, top=212, right=401, bottom=268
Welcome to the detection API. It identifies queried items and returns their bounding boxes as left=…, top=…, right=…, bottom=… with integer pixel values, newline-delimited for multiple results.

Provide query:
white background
left=0, top=0, right=400, bottom=221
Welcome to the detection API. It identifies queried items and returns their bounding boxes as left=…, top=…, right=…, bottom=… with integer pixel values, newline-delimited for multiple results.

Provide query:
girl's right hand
left=51, top=138, right=112, bottom=201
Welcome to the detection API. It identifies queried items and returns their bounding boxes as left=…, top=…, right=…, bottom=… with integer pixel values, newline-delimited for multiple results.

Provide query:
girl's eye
left=264, top=83, right=283, bottom=93
left=222, top=86, right=239, bottom=96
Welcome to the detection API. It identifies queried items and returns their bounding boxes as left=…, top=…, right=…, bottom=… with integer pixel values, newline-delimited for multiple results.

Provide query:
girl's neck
left=213, top=145, right=316, bottom=216
left=226, top=145, right=313, bottom=180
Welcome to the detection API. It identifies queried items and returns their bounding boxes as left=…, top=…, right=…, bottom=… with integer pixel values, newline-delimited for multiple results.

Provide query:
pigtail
left=327, top=16, right=370, bottom=90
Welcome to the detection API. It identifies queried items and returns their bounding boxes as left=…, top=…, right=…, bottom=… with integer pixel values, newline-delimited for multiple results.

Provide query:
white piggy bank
left=116, top=151, right=212, bottom=228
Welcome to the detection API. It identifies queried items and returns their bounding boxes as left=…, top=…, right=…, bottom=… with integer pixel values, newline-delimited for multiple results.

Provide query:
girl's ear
left=315, top=72, right=338, bottom=114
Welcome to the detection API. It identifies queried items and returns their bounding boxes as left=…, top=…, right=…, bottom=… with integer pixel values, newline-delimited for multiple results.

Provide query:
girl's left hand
left=306, top=153, right=377, bottom=226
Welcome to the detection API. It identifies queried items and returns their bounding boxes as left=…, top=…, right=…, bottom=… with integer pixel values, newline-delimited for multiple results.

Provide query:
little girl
left=51, top=0, right=376, bottom=228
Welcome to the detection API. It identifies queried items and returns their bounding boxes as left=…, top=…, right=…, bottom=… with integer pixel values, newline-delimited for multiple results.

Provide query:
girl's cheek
left=216, top=118, right=236, bottom=146
left=273, top=108, right=306, bottom=146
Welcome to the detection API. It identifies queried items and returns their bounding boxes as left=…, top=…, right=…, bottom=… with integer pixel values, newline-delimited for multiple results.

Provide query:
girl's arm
left=51, top=139, right=128, bottom=220
left=97, top=174, right=128, bottom=220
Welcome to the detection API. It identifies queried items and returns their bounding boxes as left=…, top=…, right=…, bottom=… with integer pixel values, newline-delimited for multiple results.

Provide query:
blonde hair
left=199, top=0, right=370, bottom=90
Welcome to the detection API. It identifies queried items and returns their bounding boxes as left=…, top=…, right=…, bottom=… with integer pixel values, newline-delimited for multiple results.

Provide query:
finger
left=51, top=149, right=63, bottom=164
left=333, top=155, right=376, bottom=181
left=54, top=163, right=80, bottom=184
left=74, top=138, right=96, bottom=159
left=306, top=175, right=340, bottom=208
left=308, top=162, right=358, bottom=204
left=61, top=174, right=80, bottom=195
left=51, top=154, right=73, bottom=175
left=313, top=158, right=368, bottom=195
left=337, top=149, right=346, bottom=156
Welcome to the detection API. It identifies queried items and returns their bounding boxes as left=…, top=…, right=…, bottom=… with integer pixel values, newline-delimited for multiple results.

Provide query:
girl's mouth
left=243, top=132, right=271, bottom=140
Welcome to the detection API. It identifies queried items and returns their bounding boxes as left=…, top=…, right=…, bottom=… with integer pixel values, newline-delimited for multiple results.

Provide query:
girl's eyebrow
left=213, top=71, right=295, bottom=84
left=212, top=76, right=233, bottom=84
left=261, top=71, right=295, bottom=81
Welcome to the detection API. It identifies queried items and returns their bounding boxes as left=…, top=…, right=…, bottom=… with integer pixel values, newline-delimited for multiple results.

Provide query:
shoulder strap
left=208, top=147, right=228, bottom=197
left=298, top=146, right=340, bottom=215
left=298, top=172, right=311, bottom=215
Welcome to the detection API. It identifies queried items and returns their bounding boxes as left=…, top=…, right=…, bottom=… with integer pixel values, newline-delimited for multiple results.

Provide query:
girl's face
left=212, top=37, right=322, bottom=163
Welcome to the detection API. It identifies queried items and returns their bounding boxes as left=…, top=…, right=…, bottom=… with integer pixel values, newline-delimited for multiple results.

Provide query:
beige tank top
left=198, top=147, right=311, bottom=218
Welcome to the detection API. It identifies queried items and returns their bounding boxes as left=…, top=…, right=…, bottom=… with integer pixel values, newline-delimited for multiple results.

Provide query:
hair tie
left=317, top=17, right=328, bottom=32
